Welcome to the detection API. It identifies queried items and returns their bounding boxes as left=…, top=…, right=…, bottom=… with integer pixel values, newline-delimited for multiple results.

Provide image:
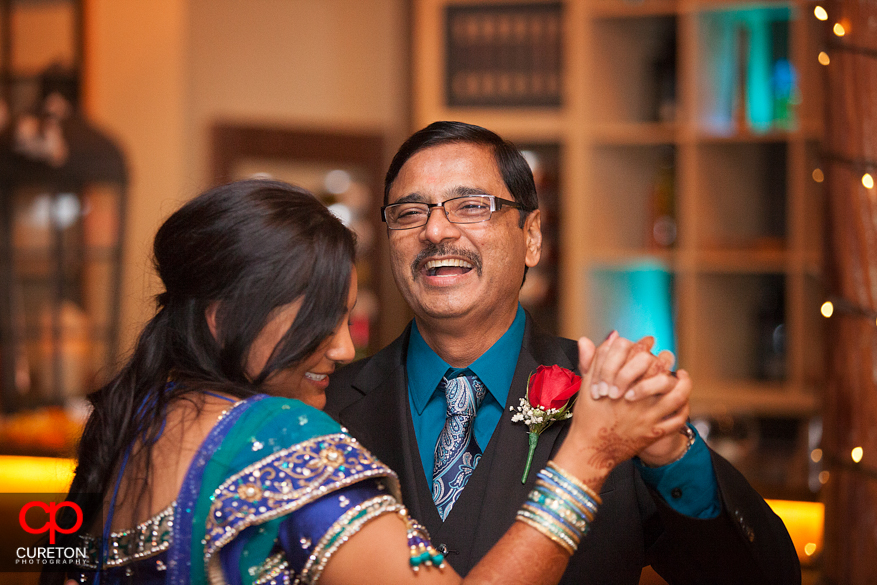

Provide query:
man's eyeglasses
left=381, top=195, right=521, bottom=230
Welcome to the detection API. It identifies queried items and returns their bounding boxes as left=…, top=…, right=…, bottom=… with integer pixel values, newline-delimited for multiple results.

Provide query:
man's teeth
left=305, top=372, right=327, bottom=381
left=424, top=258, right=473, bottom=270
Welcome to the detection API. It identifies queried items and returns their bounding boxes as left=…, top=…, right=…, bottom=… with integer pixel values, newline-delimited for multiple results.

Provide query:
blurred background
left=1, top=0, right=874, bottom=583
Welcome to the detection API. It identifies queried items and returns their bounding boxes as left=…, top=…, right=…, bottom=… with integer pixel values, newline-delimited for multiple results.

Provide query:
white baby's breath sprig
left=510, top=398, right=573, bottom=431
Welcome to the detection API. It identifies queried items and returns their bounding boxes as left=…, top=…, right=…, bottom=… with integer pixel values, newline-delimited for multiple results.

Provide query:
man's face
left=386, top=142, right=541, bottom=325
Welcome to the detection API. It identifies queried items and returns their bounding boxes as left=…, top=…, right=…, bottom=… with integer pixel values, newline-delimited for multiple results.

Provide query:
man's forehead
left=389, top=144, right=505, bottom=202
left=400, top=142, right=497, bottom=174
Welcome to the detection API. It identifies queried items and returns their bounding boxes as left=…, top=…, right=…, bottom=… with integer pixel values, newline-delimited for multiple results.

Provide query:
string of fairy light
left=811, top=4, right=875, bottom=192
left=818, top=295, right=877, bottom=477
left=814, top=1, right=877, bottom=328
left=811, top=4, right=877, bottom=480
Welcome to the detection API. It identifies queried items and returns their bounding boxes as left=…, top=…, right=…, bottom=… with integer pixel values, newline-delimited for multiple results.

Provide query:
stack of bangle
left=515, top=461, right=602, bottom=555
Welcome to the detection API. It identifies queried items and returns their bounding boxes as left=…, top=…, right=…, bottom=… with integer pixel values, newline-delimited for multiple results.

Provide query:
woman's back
left=102, top=393, right=235, bottom=533
left=67, top=393, right=242, bottom=583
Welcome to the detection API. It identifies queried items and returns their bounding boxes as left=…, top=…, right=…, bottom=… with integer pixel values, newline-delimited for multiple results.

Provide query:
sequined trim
left=204, top=433, right=400, bottom=584
left=107, top=502, right=175, bottom=566
left=77, top=503, right=175, bottom=568
left=253, top=552, right=291, bottom=585
left=74, top=534, right=100, bottom=570
left=296, top=495, right=403, bottom=585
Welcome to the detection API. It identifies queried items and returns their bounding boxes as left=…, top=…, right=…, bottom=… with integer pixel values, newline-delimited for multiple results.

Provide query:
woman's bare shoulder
left=107, top=391, right=242, bottom=530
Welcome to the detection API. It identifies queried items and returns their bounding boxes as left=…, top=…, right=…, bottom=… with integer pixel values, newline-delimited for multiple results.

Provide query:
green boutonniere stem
left=522, top=432, right=539, bottom=484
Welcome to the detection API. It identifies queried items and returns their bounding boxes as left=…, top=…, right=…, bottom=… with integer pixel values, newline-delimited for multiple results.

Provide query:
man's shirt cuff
left=635, top=428, right=721, bottom=519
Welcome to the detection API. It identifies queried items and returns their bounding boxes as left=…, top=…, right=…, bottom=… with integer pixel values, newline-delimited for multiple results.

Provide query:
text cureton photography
left=0, top=494, right=97, bottom=573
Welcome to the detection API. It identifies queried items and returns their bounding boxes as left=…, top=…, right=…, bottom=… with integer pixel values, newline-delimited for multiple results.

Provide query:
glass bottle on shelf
left=651, top=36, right=677, bottom=124
left=754, top=276, right=786, bottom=381
left=646, top=148, right=676, bottom=249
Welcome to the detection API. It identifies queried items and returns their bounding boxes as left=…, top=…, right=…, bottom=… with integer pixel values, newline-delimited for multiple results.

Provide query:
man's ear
left=205, top=302, right=220, bottom=341
left=523, top=209, right=542, bottom=268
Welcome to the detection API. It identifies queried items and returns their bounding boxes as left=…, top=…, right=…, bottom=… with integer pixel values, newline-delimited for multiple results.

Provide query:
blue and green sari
left=75, top=395, right=402, bottom=584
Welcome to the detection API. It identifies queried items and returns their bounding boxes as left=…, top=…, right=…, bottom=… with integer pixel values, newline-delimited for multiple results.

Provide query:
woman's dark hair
left=384, top=121, right=539, bottom=226
left=57, top=179, right=356, bottom=563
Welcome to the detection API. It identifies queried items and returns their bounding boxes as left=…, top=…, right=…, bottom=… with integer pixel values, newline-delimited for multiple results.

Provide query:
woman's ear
left=205, top=302, right=220, bottom=341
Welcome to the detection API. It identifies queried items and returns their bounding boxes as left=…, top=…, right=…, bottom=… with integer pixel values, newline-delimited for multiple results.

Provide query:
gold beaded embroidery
left=296, top=495, right=403, bottom=585
left=204, top=433, right=401, bottom=585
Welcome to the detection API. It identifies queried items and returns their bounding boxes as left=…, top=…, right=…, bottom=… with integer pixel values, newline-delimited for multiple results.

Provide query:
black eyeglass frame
left=380, top=194, right=522, bottom=230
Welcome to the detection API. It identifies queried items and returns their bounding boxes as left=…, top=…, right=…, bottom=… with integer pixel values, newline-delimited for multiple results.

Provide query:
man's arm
left=581, top=334, right=800, bottom=583
left=642, top=448, right=801, bottom=585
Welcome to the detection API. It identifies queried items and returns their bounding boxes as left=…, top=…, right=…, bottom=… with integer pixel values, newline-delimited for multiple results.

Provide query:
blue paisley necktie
left=432, top=369, right=487, bottom=521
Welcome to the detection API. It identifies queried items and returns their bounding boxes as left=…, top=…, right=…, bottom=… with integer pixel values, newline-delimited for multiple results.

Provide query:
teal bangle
left=516, top=463, right=603, bottom=555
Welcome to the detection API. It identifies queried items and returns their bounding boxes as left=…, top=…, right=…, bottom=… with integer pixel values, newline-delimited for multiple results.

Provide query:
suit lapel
left=336, top=326, right=441, bottom=530
left=442, top=315, right=582, bottom=568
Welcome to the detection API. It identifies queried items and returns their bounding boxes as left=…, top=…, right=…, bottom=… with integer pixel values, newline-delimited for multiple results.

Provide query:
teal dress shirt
left=408, top=305, right=525, bottom=480
left=406, top=305, right=720, bottom=519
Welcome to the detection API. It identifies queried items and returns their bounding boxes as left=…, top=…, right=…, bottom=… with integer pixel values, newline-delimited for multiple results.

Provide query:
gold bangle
left=516, top=510, right=576, bottom=555
left=536, top=471, right=599, bottom=520
left=546, top=461, right=603, bottom=505
left=533, top=480, right=594, bottom=522
left=546, top=461, right=602, bottom=503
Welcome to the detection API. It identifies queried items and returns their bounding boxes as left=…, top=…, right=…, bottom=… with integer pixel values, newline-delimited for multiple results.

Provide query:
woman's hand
left=584, top=331, right=694, bottom=467
left=551, top=333, right=690, bottom=490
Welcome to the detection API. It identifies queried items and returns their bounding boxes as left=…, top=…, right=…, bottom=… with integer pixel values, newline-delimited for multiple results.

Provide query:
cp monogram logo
left=19, top=501, right=83, bottom=544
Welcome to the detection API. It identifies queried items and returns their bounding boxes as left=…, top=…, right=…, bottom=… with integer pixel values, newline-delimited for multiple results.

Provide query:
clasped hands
left=568, top=331, right=692, bottom=470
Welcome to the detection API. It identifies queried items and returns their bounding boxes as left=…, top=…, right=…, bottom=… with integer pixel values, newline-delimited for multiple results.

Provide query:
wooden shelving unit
left=411, top=0, right=825, bottom=418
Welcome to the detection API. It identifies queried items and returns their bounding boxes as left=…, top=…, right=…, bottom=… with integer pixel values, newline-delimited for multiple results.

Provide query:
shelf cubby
left=590, top=14, right=677, bottom=126
left=591, top=144, right=677, bottom=252
left=691, top=272, right=786, bottom=384
left=693, top=141, right=787, bottom=252
left=694, top=5, right=796, bottom=136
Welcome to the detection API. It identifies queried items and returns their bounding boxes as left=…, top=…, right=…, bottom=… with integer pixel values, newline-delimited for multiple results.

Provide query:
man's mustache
left=411, top=244, right=483, bottom=278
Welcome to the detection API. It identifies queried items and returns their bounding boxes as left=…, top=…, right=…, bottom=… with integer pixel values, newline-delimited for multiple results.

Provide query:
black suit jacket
left=326, top=316, right=801, bottom=584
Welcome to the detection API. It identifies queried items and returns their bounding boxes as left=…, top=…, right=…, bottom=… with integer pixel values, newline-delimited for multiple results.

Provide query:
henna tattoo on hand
left=629, top=336, right=655, bottom=357
left=628, top=335, right=676, bottom=380
left=587, top=425, right=656, bottom=469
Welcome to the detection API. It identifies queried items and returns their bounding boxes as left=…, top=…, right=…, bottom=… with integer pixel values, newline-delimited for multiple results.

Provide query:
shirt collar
left=407, top=305, right=526, bottom=414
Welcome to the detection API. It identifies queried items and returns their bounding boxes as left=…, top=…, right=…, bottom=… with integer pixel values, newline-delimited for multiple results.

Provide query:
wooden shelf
left=413, top=110, right=567, bottom=142
left=683, top=0, right=794, bottom=10
left=695, top=130, right=796, bottom=143
left=589, top=249, right=677, bottom=266
left=690, top=381, right=818, bottom=418
left=593, top=122, right=678, bottom=145
left=590, top=1, right=680, bottom=18
left=695, top=248, right=788, bottom=272
left=693, top=122, right=823, bottom=143
left=412, top=0, right=824, bottom=418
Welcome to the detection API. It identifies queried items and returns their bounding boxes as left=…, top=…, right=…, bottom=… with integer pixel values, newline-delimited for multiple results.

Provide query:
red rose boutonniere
left=511, top=365, right=582, bottom=483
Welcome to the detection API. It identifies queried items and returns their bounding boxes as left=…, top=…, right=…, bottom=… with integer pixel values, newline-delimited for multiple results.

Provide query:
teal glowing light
left=700, top=6, right=796, bottom=134
left=589, top=260, right=676, bottom=356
